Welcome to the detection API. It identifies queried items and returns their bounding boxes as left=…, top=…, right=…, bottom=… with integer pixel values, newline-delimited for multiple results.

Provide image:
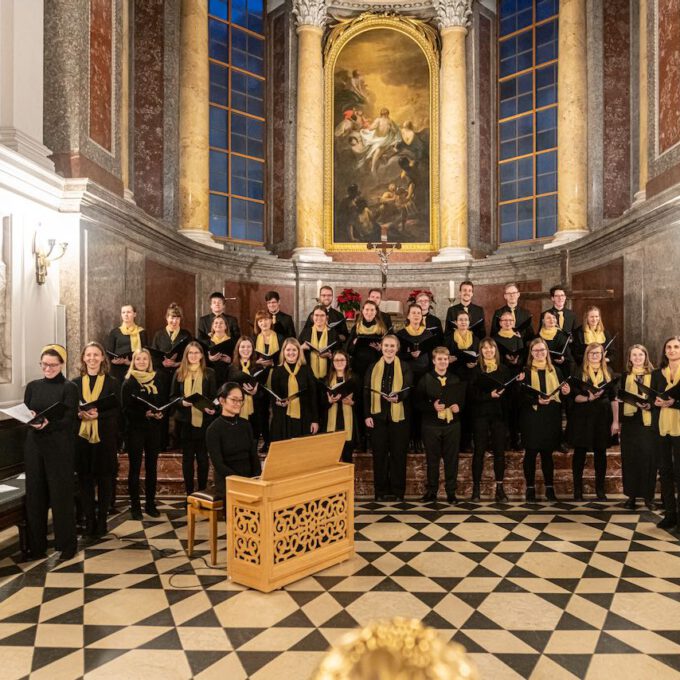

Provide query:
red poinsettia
left=337, top=288, right=361, bottom=312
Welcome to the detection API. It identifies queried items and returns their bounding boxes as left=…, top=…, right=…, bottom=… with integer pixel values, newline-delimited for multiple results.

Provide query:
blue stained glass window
left=536, top=19, right=558, bottom=64
left=209, top=63, right=228, bottom=107
left=231, top=27, right=264, bottom=76
left=536, top=194, right=557, bottom=237
left=536, top=150, right=557, bottom=193
left=536, top=63, right=557, bottom=107
left=209, top=194, right=229, bottom=237
left=231, top=198, right=264, bottom=241
left=499, top=29, right=533, bottom=77
left=536, top=107, right=557, bottom=150
left=536, top=0, right=558, bottom=21
left=209, top=151, right=228, bottom=193
left=210, top=106, right=228, bottom=149
left=499, top=0, right=533, bottom=36
left=231, top=71, right=264, bottom=117
left=231, top=0, right=264, bottom=34
left=209, top=19, right=228, bottom=63
left=209, top=0, right=228, bottom=20
left=231, top=112, right=264, bottom=158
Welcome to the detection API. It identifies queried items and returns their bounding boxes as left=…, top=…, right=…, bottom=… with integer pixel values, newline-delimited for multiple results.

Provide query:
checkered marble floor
left=1, top=499, right=680, bottom=679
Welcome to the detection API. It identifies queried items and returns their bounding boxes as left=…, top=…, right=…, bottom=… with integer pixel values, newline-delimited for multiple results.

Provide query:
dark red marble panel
left=658, top=0, right=680, bottom=153
left=133, top=0, right=165, bottom=218
left=478, top=14, right=493, bottom=245
left=470, top=279, right=543, bottom=334
left=89, top=0, right=113, bottom=150
left=270, top=11, right=287, bottom=245
left=145, top=259, right=197, bottom=337
left=222, top=281, right=296, bottom=337
left=646, top=161, right=680, bottom=197
left=52, top=152, right=123, bottom=194
left=602, top=0, right=631, bottom=218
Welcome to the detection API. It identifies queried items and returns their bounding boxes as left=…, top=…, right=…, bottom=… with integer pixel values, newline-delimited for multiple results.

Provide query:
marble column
left=0, top=0, right=54, bottom=169
left=120, top=0, right=133, bottom=201
left=178, top=0, right=220, bottom=248
left=292, top=0, right=331, bottom=262
left=432, top=0, right=472, bottom=262
left=634, top=0, right=648, bottom=203
left=549, top=0, right=588, bottom=248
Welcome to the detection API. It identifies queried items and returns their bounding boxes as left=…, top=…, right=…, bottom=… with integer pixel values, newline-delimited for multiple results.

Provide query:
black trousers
left=658, top=435, right=680, bottom=515
left=506, top=383, right=522, bottom=447
left=79, top=473, right=113, bottom=536
left=370, top=419, right=409, bottom=497
left=422, top=422, right=460, bottom=496
left=573, top=448, right=607, bottom=487
left=254, top=393, right=270, bottom=447
left=472, top=415, right=506, bottom=484
left=523, top=449, right=554, bottom=487
left=25, top=442, right=77, bottom=556
left=180, top=424, right=209, bottom=495
left=127, top=426, right=161, bottom=508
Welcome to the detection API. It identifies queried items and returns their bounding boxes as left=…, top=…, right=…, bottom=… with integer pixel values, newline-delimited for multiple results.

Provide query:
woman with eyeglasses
left=322, top=350, right=358, bottom=463
left=567, top=342, right=618, bottom=501
left=171, top=342, right=217, bottom=495
left=24, top=345, right=79, bottom=561
left=519, top=338, right=571, bottom=502
left=299, top=305, right=338, bottom=381
left=206, top=383, right=262, bottom=499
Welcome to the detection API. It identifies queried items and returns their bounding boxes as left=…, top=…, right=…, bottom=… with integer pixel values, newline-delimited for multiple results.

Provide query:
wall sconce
left=33, top=232, right=68, bottom=285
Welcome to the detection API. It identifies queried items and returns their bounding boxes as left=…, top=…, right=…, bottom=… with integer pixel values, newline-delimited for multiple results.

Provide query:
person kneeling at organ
left=206, top=382, right=261, bottom=500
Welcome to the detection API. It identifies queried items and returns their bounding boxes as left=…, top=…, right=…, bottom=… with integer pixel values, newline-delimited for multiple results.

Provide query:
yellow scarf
left=584, top=327, right=606, bottom=345
left=327, top=377, right=353, bottom=441
left=585, top=364, right=606, bottom=387
left=184, top=366, right=205, bottom=427
left=284, top=363, right=301, bottom=419
left=210, top=333, right=228, bottom=345
left=660, top=365, right=680, bottom=437
left=78, top=374, right=105, bottom=444
left=166, top=326, right=180, bottom=343
left=356, top=318, right=384, bottom=335
left=437, top=375, right=453, bottom=423
left=624, top=369, right=652, bottom=426
left=498, top=328, right=515, bottom=339
left=484, top=360, right=498, bottom=373
left=130, top=369, right=157, bottom=394
left=119, top=323, right=143, bottom=352
left=530, top=363, right=560, bottom=408
left=540, top=327, right=557, bottom=341
left=309, top=327, right=329, bottom=379
left=556, top=310, right=565, bottom=329
left=240, top=360, right=254, bottom=419
left=405, top=324, right=425, bottom=336
left=370, top=358, right=405, bottom=422
left=453, top=330, right=473, bottom=349
left=256, top=331, right=280, bottom=356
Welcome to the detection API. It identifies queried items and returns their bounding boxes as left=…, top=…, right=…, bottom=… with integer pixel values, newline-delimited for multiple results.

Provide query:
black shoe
left=420, top=493, right=437, bottom=503
left=393, top=495, right=405, bottom=502
left=595, top=486, right=608, bottom=501
left=657, top=514, right=678, bottom=529
left=573, top=483, right=583, bottom=501
left=446, top=495, right=458, bottom=505
left=495, top=484, right=508, bottom=503
left=545, top=486, right=557, bottom=502
left=525, top=487, right=536, bottom=503
left=130, top=507, right=143, bottom=521
left=559, top=443, right=569, bottom=454
left=623, top=498, right=637, bottom=510
left=58, top=547, right=78, bottom=562
left=471, top=484, right=481, bottom=501
left=374, top=495, right=387, bottom=502
left=644, top=498, right=655, bottom=511
left=145, top=506, right=161, bottom=518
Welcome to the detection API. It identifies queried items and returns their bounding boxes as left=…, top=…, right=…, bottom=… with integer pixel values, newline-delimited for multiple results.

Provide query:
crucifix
left=367, top=240, right=402, bottom=293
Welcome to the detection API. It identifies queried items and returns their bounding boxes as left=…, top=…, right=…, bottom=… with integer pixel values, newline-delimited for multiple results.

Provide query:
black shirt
left=445, top=302, right=486, bottom=340
left=197, top=313, right=240, bottom=344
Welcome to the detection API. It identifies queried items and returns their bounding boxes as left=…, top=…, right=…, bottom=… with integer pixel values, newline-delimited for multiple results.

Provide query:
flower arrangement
left=337, top=288, right=362, bottom=319
left=407, top=289, right=435, bottom=304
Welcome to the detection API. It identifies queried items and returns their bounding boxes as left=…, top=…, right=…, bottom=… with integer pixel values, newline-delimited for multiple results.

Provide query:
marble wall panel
left=469, top=280, right=543, bottom=335
left=223, top=281, right=296, bottom=336
left=658, top=0, right=680, bottom=154
left=478, top=13, right=493, bottom=247
left=145, top=259, right=197, bottom=337
left=602, top=0, right=631, bottom=218
left=133, top=0, right=165, bottom=218
left=89, top=0, right=113, bottom=151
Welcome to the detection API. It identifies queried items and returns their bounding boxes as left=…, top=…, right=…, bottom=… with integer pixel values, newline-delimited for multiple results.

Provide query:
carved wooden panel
left=232, top=506, right=261, bottom=565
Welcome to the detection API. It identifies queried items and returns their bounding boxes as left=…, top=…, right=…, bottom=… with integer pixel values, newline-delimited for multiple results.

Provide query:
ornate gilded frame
left=323, top=13, right=440, bottom=252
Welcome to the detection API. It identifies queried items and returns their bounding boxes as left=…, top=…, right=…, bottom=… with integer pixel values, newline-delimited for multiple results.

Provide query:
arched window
left=498, top=0, right=558, bottom=243
left=208, top=0, right=266, bottom=243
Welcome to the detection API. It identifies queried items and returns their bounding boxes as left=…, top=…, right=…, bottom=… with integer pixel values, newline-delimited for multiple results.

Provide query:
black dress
left=298, top=327, right=339, bottom=379
left=445, top=303, right=486, bottom=340
left=206, top=415, right=261, bottom=498
left=304, top=307, right=349, bottom=343
left=572, top=328, right=615, bottom=368
left=269, top=363, right=319, bottom=440
left=24, top=373, right=79, bottom=557
left=197, top=313, right=240, bottom=344
left=322, top=376, right=359, bottom=463
left=519, top=366, right=566, bottom=452
left=73, top=374, right=121, bottom=536
left=423, top=312, right=444, bottom=346
left=491, top=305, right=535, bottom=344
left=105, top=327, right=149, bottom=383
left=566, top=371, right=616, bottom=450
left=271, top=311, right=296, bottom=340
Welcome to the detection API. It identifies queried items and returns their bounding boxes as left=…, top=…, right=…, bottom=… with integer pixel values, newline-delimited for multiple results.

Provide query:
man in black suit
left=491, top=282, right=535, bottom=344
left=304, top=285, right=349, bottom=342
left=367, top=288, right=394, bottom=332
left=445, top=280, right=486, bottom=340
left=543, top=286, right=576, bottom=334
left=197, top=292, right=240, bottom=343
left=264, top=290, right=296, bottom=339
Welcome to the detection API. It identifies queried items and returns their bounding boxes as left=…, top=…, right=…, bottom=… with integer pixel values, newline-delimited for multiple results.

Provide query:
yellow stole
left=453, top=330, right=473, bottom=349
left=309, top=327, right=329, bottom=379
left=556, top=310, right=565, bottom=329
left=660, top=365, right=680, bottom=437
left=484, top=360, right=498, bottom=373
left=256, top=331, right=279, bottom=356
left=370, top=358, right=405, bottom=422
left=585, top=364, right=608, bottom=387
left=183, top=366, right=204, bottom=427
left=498, top=329, right=515, bottom=339
left=624, top=370, right=652, bottom=426
left=210, top=333, right=228, bottom=346
left=584, top=327, right=606, bottom=345
left=240, top=360, right=254, bottom=419
left=356, top=319, right=384, bottom=335
left=130, top=370, right=157, bottom=394
left=436, top=375, right=453, bottom=423
left=540, top=327, right=557, bottom=341
left=119, top=323, right=143, bottom=352
left=284, top=363, right=301, bottom=419
left=327, top=377, right=353, bottom=441
left=405, top=324, right=425, bottom=336
left=508, top=307, right=517, bottom=324
left=166, top=326, right=180, bottom=343
left=530, top=361, right=560, bottom=407
left=78, top=374, right=105, bottom=444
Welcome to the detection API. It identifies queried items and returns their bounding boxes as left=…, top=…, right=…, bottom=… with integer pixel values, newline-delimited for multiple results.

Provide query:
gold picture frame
left=323, top=13, right=440, bottom=252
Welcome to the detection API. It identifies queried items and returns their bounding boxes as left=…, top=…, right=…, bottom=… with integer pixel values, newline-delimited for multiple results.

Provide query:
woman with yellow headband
left=651, top=336, right=680, bottom=532
left=105, top=304, right=148, bottom=384
left=24, top=344, right=79, bottom=561
left=73, top=342, right=121, bottom=538
left=519, top=338, right=571, bottom=503
left=573, top=306, right=615, bottom=367
left=270, top=338, right=319, bottom=441
left=567, top=342, right=618, bottom=501
left=171, top=342, right=217, bottom=496
left=322, top=350, right=358, bottom=463
left=618, top=345, right=657, bottom=511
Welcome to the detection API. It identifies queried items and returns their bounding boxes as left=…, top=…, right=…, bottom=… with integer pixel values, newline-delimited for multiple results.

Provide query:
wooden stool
left=186, top=493, right=224, bottom=566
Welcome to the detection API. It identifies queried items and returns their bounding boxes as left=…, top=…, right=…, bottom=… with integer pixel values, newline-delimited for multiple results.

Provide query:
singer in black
left=264, top=290, right=296, bottom=339
left=491, top=282, right=535, bottom=344
left=24, top=344, right=79, bottom=560
left=572, top=306, right=615, bottom=368
left=414, top=291, right=443, bottom=346
left=303, top=285, right=349, bottom=342
left=545, top=286, right=576, bottom=334
left=105, top=304, right=148, bottom=384
left=73, top=342, right=121, bottom=538
left=445, top=281, right=486, bottom=340
left=322, top=351, right=359, bottom=463
left=197, top=291, right=240, bottom=343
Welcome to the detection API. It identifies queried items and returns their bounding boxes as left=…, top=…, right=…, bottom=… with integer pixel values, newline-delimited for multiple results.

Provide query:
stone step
left=115, top=447, right=626, bottom=500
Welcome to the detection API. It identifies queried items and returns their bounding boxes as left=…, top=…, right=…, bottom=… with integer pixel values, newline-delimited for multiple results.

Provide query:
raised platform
left=115, top=447, right=625, bottom=500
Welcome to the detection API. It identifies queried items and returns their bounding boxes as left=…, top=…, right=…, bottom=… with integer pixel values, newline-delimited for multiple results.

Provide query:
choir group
left=18, top=282, right=680, bottom=562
